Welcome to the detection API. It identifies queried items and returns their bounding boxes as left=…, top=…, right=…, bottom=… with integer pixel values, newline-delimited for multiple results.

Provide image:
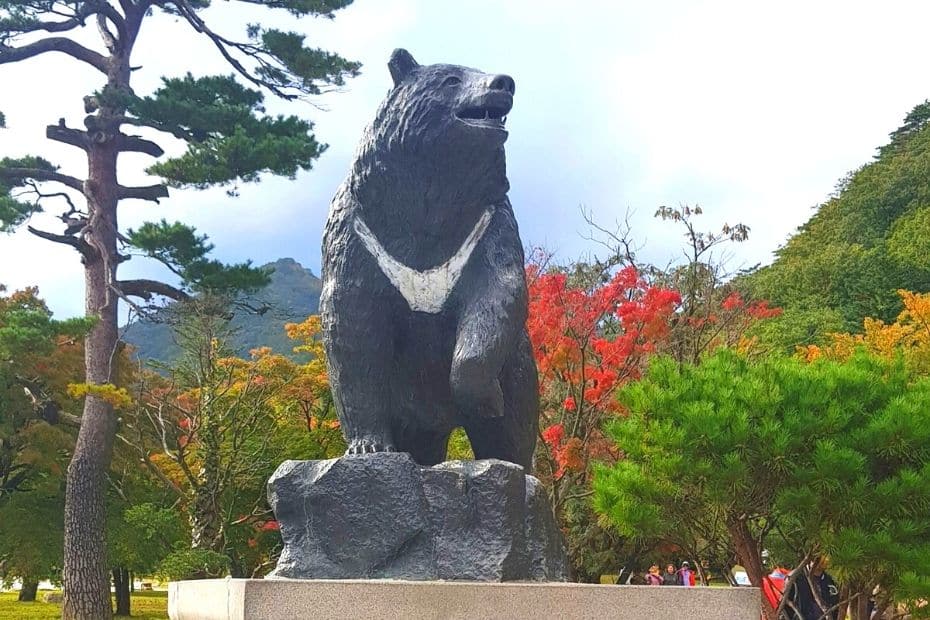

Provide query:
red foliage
left=542, top=423, right=565, bottom=447
left=527, top=264, right=680, bottom=481
left=721, top=291, right=782, bottom=320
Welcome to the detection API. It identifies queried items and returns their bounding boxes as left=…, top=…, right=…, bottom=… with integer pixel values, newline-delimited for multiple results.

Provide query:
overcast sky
left=2, top=0, right=929, bottom=319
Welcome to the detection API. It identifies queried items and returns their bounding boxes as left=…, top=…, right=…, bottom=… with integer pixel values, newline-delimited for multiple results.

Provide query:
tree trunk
left=836, top=584, right=850, bottom=620
left=189, top=454, right=224, bottom=555
left=848, top=587, right=870, bottom=620
left=113, top=567, right=130, bottom=616
left=18, top=579, right=39, bottom=602
left=61, top=134, right=121, bottom=620
left=725, top=517, right=775, bottom=620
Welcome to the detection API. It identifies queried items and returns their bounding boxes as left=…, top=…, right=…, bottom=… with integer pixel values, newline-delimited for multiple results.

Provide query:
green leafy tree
left=594, top=350, right=930, bottom=620
left=745, top=100, right=930, bottom=344
left=0, top=286, right=87, bottom=601
left=0, top=3, right=358, bottom=617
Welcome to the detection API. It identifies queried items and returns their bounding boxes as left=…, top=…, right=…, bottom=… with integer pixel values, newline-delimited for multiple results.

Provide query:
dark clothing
left=789, top=570, right=839, bottom=620
left=662, top=572, right=680, bottom=586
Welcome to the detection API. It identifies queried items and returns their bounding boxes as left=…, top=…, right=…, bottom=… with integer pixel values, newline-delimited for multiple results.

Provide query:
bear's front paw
left=346, top=438, right=396, bottom=455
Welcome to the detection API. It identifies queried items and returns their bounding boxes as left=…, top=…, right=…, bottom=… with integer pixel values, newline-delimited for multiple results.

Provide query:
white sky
left=2, top=0, right=929, bottom=318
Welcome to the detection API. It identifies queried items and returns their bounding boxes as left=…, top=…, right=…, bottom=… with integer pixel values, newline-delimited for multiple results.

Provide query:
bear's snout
left=487, top=74, right=515, bottom=96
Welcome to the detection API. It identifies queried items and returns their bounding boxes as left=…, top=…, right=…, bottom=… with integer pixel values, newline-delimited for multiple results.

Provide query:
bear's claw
left=346, top=439, right=396, bottom=455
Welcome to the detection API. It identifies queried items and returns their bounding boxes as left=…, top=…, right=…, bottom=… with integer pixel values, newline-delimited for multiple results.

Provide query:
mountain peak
left=264, top=257, right=316, bottom=279
left=124, top=258, right=323, bottom=362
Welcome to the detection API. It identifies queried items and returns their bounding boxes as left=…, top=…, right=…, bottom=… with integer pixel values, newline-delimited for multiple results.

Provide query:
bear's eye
left=441, top=76, right=462, bottom=87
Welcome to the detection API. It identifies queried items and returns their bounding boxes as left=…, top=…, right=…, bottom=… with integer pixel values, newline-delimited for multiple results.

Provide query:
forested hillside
left=123, top=258, right=322, bottom=363
left=746, top=101, right=930, bottom=345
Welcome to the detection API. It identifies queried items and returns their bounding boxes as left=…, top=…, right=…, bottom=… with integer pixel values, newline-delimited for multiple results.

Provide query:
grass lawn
left=0, top=590, right=168, bottom=619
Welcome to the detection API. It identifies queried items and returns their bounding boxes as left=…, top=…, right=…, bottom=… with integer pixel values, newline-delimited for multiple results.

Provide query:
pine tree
left=0, top=3, right=359, bottom=617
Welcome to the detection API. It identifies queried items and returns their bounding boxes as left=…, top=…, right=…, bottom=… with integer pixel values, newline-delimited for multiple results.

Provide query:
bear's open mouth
left=456, top=104, right=509, bottom=128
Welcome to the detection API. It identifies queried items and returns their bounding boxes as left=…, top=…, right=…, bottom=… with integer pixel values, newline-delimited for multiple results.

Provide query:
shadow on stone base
left=168, top=578, right=760, bottom=620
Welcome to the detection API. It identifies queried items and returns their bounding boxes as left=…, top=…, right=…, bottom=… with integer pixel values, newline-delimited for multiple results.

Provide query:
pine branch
left=170, top=0, right=295, bottom=100
left=116, top=279, right=191, bottom=302
left=0, top=36, right=108, bottom=73
left=0, top=167, right=84, bottom=192
left=0, top=1, right=126, bottom=39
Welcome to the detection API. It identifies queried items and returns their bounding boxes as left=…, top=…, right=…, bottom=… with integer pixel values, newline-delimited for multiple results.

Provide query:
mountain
left=743, top=100, right=930, bottom=348
left=123, top=258, right=323, bottom=363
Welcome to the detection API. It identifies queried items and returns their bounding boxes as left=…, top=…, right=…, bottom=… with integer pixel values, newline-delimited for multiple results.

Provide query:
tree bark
left=113, top=567, right=130, bottom=616
left=725, top=517, right=775, bottom=620
left=18, top=579, right=39, bottom=602
left=190, top=447, right=224, bottom=554
left=61, top=108, right=122, bottom=620
left=61, top=6, right=143, bottom=614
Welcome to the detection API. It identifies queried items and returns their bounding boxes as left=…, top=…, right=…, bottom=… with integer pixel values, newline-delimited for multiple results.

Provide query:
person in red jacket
left=763, top=566, right=789, bottom=611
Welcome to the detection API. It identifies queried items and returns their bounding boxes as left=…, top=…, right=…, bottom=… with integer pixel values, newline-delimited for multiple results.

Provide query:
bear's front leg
left=321, top=280, right=397, bottom=455
left=450, top=237, right=527, bottom=422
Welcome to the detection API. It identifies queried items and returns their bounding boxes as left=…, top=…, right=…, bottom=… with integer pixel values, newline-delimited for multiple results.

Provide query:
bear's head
left=353, top=49, right=515, bottom=206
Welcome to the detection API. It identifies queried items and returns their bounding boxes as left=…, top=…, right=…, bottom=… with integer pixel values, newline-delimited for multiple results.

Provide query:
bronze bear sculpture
left=321, top=49, right=538, bottom=470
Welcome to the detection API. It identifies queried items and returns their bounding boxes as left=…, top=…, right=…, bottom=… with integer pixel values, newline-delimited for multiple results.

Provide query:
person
left=762, top=565, right=789, bottom=611
left=787, top=558, right=839, bottom=620
left=645, top=564, right=663, bottom=586
left=662, top=563, right=680, bottom=585
left=677, top=561, right=696, bottom=586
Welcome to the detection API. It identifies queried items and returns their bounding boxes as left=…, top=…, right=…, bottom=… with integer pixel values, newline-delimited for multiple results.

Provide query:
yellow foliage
left=67, top=382, right=134, bottom=409
left=801, top=290, right=930, bottom=375
left=285, top=316, right=325, bottom=358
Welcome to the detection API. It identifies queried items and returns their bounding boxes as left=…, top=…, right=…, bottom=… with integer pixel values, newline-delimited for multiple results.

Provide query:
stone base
left=268, top=454, right=568, bottom=581
left=168, top=578, right=760, bottom=620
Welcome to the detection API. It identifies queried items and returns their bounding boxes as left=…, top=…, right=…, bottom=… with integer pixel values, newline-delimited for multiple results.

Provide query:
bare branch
left=20, top=179, right=80, bottom=215
left=96, top=14, right=118, bottom=53
left=46, top=122, right=89, bottom=151
left=115, top=134, right=164, bottom=157
left=116, top=279, right=191, bottom=302
left=27, top=225, right=95, bottom=260
left=117, top=183, right=169, bottom=202
left=0, top=37, right=108, bottom=73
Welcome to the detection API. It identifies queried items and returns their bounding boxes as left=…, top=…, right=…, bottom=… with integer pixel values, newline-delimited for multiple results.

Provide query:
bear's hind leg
left=323, top=285, right=397, bottom=455
left=394, top=427, right=451, bottom=467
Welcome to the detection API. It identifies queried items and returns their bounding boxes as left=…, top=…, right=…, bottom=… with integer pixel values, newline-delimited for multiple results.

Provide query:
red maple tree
left=526, top=262, right=680, bottom=495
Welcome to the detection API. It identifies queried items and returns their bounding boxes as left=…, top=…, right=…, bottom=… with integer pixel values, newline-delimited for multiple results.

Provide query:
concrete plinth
left=168, top=578, right=760, bottom=620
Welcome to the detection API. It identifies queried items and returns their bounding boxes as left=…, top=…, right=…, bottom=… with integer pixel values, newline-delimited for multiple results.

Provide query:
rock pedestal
left=267, top=453, right=568, bottom=581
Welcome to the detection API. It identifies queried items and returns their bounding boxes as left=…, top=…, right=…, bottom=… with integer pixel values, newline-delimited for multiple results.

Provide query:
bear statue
left=320, top=49, right=539, bottom=470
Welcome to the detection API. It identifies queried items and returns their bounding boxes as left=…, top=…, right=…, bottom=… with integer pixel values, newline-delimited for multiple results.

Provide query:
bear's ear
left=389, top=48, right=419, bottom=87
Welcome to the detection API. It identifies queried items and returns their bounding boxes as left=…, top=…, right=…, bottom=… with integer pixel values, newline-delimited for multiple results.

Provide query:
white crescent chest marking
left=353, top=208, right=494, bottom=314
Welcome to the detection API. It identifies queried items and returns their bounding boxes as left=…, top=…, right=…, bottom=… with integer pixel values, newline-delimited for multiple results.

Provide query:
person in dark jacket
left=662, top=563, right=680, bottom=585
left=787, top=558, right=839, bottom=620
